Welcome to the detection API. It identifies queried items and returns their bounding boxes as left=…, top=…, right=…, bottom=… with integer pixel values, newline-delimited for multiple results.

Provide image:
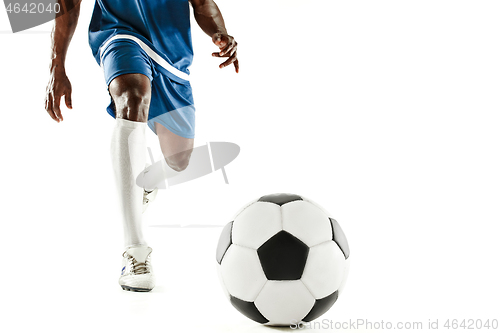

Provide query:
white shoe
left=143, top=188, right=158, bottom=213
left=119, top=246, right=155, bottom=292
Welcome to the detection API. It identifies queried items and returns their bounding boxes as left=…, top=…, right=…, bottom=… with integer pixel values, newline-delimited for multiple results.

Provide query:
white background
left=0, top=0, right=499, bottom=332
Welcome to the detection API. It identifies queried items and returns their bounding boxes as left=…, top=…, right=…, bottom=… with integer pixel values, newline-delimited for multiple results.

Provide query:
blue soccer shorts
left=99, top=35, right=195, bottom=139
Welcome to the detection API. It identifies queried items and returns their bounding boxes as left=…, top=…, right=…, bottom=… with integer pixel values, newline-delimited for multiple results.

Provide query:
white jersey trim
left=99, top=34, right=190, bottom=81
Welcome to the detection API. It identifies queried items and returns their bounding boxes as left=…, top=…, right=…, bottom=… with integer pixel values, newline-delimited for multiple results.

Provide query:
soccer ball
left=216, top=193, right=350, bottom=326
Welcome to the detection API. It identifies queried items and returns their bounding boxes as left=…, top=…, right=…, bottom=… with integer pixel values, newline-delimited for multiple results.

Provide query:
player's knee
left=114, top=90, right=150, bottom=122
left=165, top=150, right=192, bottom=172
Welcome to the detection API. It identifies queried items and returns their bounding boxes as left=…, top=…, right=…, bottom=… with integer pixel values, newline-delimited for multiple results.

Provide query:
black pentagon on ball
left=258, top=193, right=303, bottom=206
left=230, top=295, right=269, bottom=324
left=216, top=221, right=233, bottom=264
left=302, top=290, right=339, bottom=322
left=329, top=218, right=350, bottom=259
left=257, top=230, right=309, bottom=280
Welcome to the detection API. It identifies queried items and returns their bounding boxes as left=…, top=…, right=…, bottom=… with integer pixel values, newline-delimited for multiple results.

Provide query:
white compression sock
left=110, top=118, right=147, bottom=248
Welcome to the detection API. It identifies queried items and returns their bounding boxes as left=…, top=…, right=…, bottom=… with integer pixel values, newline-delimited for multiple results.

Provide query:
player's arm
left=189, top=0, right=239, bottom=73
left=44, top=0, right=81, bottom=123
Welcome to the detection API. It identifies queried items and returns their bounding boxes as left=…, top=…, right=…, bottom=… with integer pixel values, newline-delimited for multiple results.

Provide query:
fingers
left=220, top=43, right=236, bottom=57
left=52, top=94, right=63, bottom=122
left=218, top=37, right=236, bottom=57
left=234, top=59, right=239, bottom=73
left=218, top=52, right=238, bottom=70
left=64, top=88, right=73, bottom=109
left=211, top=45, right=236, bottom=58
left=44, top=90, right=64, bottom=122
left=219, top=40, right=235, bottom=57
left=44, top=95, right=58, bottom=122
left=211, top=33, right=239, bottom=73
left=212, top=33, right=237, bottom=55
left=45, top=75, right=73, bottom=122
left=213, top=51, right=239, bottom=72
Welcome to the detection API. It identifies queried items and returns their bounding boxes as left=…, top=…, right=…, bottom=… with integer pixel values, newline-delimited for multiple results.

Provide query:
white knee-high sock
left=110, top=118, right=147, bottom=248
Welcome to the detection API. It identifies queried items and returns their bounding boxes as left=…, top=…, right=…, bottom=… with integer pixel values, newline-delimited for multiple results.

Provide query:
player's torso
left=90, top=0, right=194, bottom=71
left=97, top=0, right=191, bottom=37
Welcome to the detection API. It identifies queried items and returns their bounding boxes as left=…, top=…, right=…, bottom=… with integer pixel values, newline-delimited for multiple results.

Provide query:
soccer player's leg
left=109, top=73, right=150, bottom=122
left=102, top=39, right=156, bottom=292
left=137, top=118, right=194, bottom=193
left=156, top=122, right=194, bottom=172
left=138, top=71, right=197, bottom=190
left=109, top=73, right=151, bottom=246
left=109, top=73, right=155, bottom=292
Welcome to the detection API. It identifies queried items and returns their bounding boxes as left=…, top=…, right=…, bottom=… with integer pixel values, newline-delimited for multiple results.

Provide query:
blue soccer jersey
left=88, top=0, right=194, bottom=76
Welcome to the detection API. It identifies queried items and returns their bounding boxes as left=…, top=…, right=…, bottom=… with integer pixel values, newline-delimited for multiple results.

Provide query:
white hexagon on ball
left=254, top=280, right=315, bottom=326
left=282, top=200, right=332, bottom=247
left=220, top=244, right=267, bottom=302
left=301, top=241, right=347, bottom=299
left=232, top=202, right=282, bottom=249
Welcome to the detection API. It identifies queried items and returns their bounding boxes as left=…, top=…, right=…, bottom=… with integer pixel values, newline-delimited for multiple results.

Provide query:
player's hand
left=45, top=66, right=73, bottom=122
left=212, top=32, right=239, bottom=73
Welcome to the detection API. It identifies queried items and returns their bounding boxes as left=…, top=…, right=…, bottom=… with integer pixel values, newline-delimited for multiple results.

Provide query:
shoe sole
left=121, top=285, right=153, bottom=292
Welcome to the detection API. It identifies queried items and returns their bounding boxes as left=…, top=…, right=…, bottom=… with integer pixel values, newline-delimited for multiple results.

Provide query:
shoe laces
left=126, top=255, right=151, bottom=275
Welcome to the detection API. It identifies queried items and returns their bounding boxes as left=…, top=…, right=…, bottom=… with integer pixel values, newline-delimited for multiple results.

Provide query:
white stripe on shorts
left=99, top=34, right=190, bottom=82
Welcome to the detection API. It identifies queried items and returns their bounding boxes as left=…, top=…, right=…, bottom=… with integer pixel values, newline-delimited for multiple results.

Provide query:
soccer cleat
left=119, top=246, right=155, bottom=292
left=143, top=188, right=158, bottom=213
